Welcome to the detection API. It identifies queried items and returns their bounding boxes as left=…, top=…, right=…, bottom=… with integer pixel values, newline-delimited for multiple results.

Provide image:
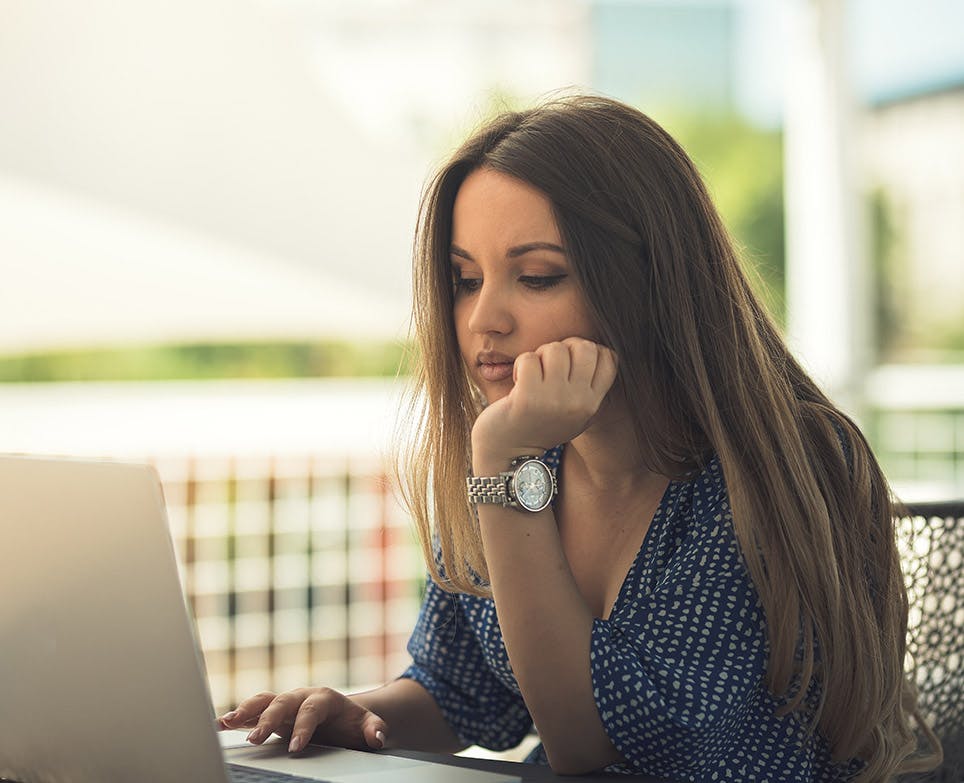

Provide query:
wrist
left=470, top=416, right=551, bottom=475
left=467, top=454, right=558, bottom=514
left=472, top=448, right=543, bottom=477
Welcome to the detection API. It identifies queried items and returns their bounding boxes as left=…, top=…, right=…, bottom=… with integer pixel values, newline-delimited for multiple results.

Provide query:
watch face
left=514, top=459, right=554, bottom=512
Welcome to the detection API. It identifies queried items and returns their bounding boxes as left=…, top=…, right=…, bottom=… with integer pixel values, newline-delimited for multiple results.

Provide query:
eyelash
left=452, top=274, right=567, bottom=293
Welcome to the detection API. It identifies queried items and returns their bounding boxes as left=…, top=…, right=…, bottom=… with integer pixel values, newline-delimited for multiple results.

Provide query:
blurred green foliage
left=0, top=341, right=410, bottom=383
left=660, top=111, right=786, bottom=325
left=869, top=187, right=903, bottom=363
left=870, top=187, right=964, bottom=363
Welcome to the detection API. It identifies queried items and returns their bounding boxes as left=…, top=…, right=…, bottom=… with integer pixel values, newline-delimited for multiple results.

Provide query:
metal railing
left=866, top=364, right=964, bottom=499
left=155, top=454, right=423, bottom=715
left=897, top=499, right=964, bottom=779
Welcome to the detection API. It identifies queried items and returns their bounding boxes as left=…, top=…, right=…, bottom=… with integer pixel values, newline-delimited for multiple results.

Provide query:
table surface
left=0, top=740, right=675, bottom=783
left=383, top=748, right=675, bottom=782
left=218, top=730, right=675, bottom=783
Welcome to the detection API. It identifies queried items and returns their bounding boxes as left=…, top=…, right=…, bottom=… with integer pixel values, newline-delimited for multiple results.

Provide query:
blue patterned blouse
left=400, top=446, right=862, bottom=782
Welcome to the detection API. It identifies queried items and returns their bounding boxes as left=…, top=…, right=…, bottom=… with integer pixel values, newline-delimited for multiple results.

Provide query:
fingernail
left=375, top=730, right=385, bottom=749
left=289, top=735, right=303, bottom=753
left=247, top=728, right=261, bottom=743
left=221, top=710, right=238, bottom=722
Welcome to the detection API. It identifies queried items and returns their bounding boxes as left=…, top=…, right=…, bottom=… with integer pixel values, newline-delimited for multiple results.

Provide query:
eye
left=452, top=271, right=482, bottom=294
left=520, top=274, right=567, bottom=291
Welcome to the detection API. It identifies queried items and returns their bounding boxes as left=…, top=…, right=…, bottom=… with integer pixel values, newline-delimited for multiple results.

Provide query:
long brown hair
left=395, top=94, right=939, bottom=780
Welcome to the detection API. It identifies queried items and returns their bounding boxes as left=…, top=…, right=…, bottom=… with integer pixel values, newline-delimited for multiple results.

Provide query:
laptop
left=0, top=455, right=520, bottom=783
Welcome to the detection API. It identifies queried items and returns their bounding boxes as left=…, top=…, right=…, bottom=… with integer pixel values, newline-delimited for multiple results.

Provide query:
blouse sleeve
left=398, top=577, right=534, bottom=751
left=590, top=484, right=770, bottom=776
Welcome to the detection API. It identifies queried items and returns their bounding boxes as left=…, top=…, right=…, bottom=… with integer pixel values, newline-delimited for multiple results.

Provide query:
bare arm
left=473, top=476, right=621, bottom=774
left=470, top=339, right=622, bottom=774
left=350, top=677, right=466, bottom=753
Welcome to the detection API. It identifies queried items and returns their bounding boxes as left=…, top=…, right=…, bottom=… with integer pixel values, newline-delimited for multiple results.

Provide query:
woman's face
left=450, top=167, right=598, bottom=404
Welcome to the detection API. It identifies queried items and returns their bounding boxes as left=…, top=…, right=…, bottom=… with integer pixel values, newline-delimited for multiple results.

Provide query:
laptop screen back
left=0, top=455, right=229, bottom=783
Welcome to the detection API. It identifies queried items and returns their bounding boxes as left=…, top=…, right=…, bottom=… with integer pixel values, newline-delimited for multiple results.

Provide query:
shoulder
left=669, top=454, right=731, bottom=543
left=686, top=454, right=729, bottom=517
left=650, top=455, right=745, bottom=585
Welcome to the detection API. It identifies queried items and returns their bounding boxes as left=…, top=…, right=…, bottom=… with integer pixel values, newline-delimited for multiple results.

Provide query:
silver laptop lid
left=0, top=455, right=229, bottom=783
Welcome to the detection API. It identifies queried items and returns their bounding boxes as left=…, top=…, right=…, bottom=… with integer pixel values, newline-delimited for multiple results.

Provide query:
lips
left=479, top=362, right=513, bottom=382
left=477, top=351, right=515, bottom=383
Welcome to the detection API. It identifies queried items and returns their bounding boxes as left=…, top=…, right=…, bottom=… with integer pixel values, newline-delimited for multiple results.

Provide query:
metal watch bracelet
left=465, top=474, right=511, bottom=505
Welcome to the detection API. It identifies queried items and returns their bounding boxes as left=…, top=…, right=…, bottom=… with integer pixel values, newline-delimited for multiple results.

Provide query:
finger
left=219, top=692, right=277, bottom=730
left=362, top=711, right=389, bottom=751
left=286, top=690, right=337, bottom=753
left=248, top=690, right=306, bottom=744
left=534, top=342, right=572, bottom=385
left=564, top=338, right=600, bottom=386
left=218, top=713, right=261, bottom=730
left=217, top=713, right=237, bottom=731
left=512, top=351, right=543, bottom=388
left=591, top=345, right=619, bottom=393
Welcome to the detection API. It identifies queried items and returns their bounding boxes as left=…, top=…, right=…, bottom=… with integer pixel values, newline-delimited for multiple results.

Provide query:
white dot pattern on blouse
left=401, top=447, right=864, bottom=781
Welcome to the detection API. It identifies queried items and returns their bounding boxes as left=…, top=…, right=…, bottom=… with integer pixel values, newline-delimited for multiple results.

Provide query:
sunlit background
left=2, top=0, right=962, bottom=740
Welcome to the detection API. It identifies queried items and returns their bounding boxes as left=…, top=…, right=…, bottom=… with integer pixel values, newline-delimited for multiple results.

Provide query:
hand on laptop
left=218, top=687, right=388, bottom=754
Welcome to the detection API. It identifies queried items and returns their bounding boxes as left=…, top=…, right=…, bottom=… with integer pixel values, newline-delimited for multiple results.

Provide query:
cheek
left=546, top=297, right=599, bottom=343
left=573, top=294, right=602, bottom=341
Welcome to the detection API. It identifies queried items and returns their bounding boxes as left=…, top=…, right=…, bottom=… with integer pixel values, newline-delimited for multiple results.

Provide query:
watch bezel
left=508, top=457, right=556, bottom=513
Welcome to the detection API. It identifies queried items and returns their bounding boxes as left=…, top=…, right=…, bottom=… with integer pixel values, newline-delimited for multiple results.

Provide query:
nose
left=466, top=280, right=513, bottom=336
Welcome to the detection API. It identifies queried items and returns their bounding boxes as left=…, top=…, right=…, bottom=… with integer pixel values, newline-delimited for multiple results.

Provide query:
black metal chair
left=898, top=500, right=964, bottom=783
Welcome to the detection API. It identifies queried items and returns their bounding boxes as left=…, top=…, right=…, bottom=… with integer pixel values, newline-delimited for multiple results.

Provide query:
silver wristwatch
left=466, top=455, right=558, bottom=513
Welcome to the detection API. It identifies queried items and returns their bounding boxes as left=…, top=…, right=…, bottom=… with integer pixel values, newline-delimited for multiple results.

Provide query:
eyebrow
left=449, top=242, right=566, bottom=261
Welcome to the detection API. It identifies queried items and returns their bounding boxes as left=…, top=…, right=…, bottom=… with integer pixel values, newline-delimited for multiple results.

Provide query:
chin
left=477, top=382, right=512, bottom=405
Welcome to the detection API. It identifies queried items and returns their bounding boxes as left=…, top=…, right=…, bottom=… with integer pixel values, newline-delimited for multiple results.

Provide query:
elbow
left=537, top=715, right=624, bottom=774
left=544, top=746, right=619, bottom=776
left=547, top=759, right=596, bottom=777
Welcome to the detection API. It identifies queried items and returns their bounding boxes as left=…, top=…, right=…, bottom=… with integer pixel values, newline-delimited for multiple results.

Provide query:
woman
left=219, top=95, right=939, bottom=781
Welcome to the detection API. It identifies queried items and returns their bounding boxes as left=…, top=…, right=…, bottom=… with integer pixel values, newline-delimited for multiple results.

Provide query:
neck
left=567, top=395, right=664, bottom=497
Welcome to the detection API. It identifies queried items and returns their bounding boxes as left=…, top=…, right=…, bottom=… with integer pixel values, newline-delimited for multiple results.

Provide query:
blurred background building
left=1, top=0, right=962, bottom=731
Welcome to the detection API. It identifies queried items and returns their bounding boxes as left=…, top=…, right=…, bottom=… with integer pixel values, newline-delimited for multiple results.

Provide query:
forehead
left=451, top=168, right=561, bottom=248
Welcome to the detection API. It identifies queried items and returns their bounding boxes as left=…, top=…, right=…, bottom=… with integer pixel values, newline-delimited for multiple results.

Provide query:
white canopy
left=0, top=175, right=410, bottom=352
left=0, top=0, right=422, bottom=351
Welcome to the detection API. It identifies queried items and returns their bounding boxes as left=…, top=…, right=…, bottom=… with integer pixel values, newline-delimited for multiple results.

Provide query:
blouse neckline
left=548, top=443, right=681, bottom=622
